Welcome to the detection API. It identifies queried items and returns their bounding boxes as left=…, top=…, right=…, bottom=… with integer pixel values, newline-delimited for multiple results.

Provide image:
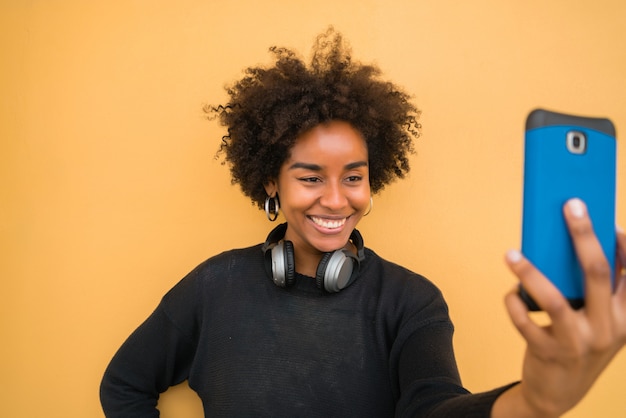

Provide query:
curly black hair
left=206, top=27, right=420, bottom=209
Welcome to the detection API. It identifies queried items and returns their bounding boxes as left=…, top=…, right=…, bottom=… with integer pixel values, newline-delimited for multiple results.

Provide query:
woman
left=100, top=28, right=626, bottom=417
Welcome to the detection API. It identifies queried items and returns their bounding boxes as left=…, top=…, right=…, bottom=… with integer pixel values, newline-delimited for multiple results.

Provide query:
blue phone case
left=521, top=109, right=617, bottom=310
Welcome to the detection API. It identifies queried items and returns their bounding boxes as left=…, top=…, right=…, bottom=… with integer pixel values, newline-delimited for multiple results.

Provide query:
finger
left=563, top=199, right=613, bottom=320
left=614, top=226, right=626, bottom=298
left=616, top=226, right=626, bottom=273
left=506, top=249, right=571, bottom=320
left=504, top=285, right=548, bottom=346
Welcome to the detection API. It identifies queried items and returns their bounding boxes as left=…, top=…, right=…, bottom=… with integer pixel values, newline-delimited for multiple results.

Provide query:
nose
left=319, top=182, right=347, bottom=210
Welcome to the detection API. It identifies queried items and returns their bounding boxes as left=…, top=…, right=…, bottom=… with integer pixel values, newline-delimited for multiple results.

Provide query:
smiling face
left=264, top=120, right=371, bottom=274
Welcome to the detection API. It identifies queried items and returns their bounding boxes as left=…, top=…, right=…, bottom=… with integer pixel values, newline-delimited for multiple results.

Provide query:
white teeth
left=311, top=217, right=346, bottom=229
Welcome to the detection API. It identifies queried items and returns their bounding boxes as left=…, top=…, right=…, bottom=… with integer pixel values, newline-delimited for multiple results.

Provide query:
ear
left=264, top=180, right=277, bottom=197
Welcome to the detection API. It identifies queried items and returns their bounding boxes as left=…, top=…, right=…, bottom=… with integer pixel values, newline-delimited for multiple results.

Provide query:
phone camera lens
left=566, top=131, right=587, bottom=154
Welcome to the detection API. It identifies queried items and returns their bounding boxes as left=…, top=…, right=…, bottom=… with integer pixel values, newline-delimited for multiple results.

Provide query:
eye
left=345, top=175, right=363, bottom=182
left=299, top=177, right=322, bottom=183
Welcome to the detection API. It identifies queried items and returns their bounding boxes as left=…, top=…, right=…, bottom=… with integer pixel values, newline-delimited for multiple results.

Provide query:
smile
left=309, top=216, right=347, bottom=229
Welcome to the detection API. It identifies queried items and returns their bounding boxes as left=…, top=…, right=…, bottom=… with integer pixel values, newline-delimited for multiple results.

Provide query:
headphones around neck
left=261, top=223, right=365, bottom=293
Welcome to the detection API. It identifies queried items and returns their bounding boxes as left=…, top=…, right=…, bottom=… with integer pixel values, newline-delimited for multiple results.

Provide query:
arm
left=100, top=308, right=197, bottom=417
left=492, top=199, right=626, bottom=417
left=100, top=272, right=201, bottom=417
left=396, top=321, right=517, bottom=417
left=393, top=275, right=518, bottom=417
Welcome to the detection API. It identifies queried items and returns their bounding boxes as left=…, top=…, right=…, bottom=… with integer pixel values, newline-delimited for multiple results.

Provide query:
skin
left=493, top=199, right=626, bottom=417
left=263, top=120, right=371, bottom=277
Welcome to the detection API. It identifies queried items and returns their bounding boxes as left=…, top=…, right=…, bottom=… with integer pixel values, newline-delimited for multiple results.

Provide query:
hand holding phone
left=520, top=108, right=617, bottom=310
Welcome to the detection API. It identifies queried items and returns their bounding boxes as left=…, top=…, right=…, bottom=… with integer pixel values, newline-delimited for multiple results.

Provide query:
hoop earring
left=364, top=196, right=373, bottom=216
left=265, top=195, right=280, bottom=222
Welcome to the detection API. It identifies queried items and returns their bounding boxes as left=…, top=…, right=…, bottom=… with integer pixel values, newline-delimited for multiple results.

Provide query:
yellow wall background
left=2, top=1, right=625, bottom=417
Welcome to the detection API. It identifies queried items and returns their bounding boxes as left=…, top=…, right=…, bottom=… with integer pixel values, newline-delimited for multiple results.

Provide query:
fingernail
left=618, top=225, right=624, bottom=234
left=567, top=198, right=586, bottom=218
left=506, top=249, right=523, bottom=263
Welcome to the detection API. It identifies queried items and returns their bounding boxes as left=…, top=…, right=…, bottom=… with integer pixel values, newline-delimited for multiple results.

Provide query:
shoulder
left=362, top=248, right=444, bottom=299
left=187, top=244, right=265, bottom=280
left=359, top=248, right=452, bottom=329
left=161, top=244, right=265, bottom=305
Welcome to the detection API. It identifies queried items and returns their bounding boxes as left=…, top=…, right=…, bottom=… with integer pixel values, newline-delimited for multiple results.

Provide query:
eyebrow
left=288, top=161, right=368, bottom=171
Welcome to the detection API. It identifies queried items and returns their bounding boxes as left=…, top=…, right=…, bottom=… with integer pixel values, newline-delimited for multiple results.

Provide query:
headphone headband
left=262, top=223, right=364, bottom=258
left=261, top=223, right=289, bottom=253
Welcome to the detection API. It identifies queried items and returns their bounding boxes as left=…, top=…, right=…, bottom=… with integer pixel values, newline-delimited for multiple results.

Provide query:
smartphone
left=520, top=108, right=617, bottom=311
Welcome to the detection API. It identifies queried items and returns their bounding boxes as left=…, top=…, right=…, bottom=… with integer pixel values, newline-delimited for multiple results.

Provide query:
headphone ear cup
left=269, top=241, right=296, bottom=288
left=316, top=251, right=358, bottom=293
left=262, top=223, right=299, bottom=288
left=268, top=242, right=285, bottom=287
left=315, top=252, right=333, bottom=291
left=282, top=240, right=296, bottom=287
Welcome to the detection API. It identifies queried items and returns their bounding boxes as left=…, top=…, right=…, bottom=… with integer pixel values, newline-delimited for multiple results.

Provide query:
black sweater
left=100, top=244, right=515, bottom=417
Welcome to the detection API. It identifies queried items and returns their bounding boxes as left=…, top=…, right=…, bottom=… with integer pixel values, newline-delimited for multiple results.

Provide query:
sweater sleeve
left=396, top=324, right=518, bottom=417
left=392, top=276, right=518, bottom=417
left=100, top=271, right=201, bottom=417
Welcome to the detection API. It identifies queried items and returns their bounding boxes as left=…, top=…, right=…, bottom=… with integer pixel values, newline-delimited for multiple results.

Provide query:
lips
left=309, top=216, right=347, bottom=230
